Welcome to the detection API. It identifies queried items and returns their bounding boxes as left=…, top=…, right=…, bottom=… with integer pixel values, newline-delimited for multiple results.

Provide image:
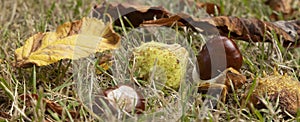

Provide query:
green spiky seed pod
left=132, top=41, right=189, bottom=90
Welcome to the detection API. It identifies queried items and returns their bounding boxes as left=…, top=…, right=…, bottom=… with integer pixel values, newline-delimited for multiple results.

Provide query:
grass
left=0, top=0, right=300, bottom=121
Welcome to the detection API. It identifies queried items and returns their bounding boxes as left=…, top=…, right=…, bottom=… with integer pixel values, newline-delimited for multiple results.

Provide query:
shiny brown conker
left=197, top=36, right=243, bottom=80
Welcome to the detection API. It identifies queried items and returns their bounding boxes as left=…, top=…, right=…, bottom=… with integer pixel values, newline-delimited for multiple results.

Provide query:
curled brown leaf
left=91, top=2, right=299, bottom=47
left=142, top=14, right=300, bottom=47
left=92, top=2, right=170, bottom=27
left=91, top=1, right=220, bottom=28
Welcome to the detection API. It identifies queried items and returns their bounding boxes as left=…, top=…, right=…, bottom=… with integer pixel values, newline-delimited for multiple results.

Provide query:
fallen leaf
left=198, top=68, right=246, bottom=106
left=199, top=67, right=246, bottom=95
left=44, top=99, right=78, bottom=118
left=20, top=94, right=79, bottom=118
left=14, top=17, right=120, bottom=68
left=265, top=0, right=299, bottom=20
left=91, top=1, right=220, bottom=28
left=180, top=0, right=220, bottom=15
left=209, top=16, right=297, bottom=47
left=92, top=2, right=170, bottom=27
left=272, top=20, right=300, bottom=41
left=19, top=94, right=39, bottom=106
left=140, top=15, right=186, bottom=27
left=92, top=2, right=299, bottom=47
left=96, top=52, right=113, bottom=74
left=98, top=53, right=112, bottom=65
left=266, top=0, right=293, bottom=14
left=142, top=14, right=300, bottom=47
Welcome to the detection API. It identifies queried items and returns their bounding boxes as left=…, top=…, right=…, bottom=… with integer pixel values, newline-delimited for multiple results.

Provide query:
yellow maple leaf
left=14, top=17, right=120, bottom=68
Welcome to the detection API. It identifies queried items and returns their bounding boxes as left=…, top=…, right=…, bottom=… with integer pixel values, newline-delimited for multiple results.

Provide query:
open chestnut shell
left=93, top=85, right=145, bottom=115
left=197, top=36, right=243, bottom=80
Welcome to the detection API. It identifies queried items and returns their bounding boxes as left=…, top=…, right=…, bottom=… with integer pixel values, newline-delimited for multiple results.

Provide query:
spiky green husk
left=132, top=41, right=189, bottom=90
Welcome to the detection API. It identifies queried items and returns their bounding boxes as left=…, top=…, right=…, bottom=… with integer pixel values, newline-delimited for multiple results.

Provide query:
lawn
left=0, top=0, right=300, bottom=121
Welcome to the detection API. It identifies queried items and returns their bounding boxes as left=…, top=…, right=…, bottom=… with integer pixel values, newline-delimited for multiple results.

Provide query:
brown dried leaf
left=96, top=52, right=113, bottom=74
left=19, top=94, right=39, bottom=106
left=44, top=99, right=79, bottom=118
left=209, top=67, right=246, bottom=91
left=224, top=68, right=246, bottom=91
left=91, top=1, right=220, bottom=28
left=272, top=20, right=300, bottom=40
left=209, top=16, right=297, bottom=47
left=141, top=15, right=185, bottom=27
left=91, top=2, right=170, bottom=27
left=265, top=0, right=299, bottom=20
left=19, top=94, right=79, bottom=118
left=198, top=68, right=246, bottom=102
left=142, top=14, right=300, bottom=47
left=176, top=0, right=220, bottom=15
left=198, top=82, right=227, bottom=103
left=266, top=0, right=293, bottom=14
left=91, top=2, right=299, bottom=47
left=194, top=2, right=220, bottom=15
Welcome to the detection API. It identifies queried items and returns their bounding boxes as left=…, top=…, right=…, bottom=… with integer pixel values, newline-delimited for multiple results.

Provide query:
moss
left=132, top=41, right=189, bottom=90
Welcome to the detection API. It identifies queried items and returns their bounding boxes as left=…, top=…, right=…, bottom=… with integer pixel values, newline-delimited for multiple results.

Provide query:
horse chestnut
left=103, top=85, right=145, bottom=113
left=197, top=36, right=243, bottom=80
left=92, top=85, right=145, bottom=115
